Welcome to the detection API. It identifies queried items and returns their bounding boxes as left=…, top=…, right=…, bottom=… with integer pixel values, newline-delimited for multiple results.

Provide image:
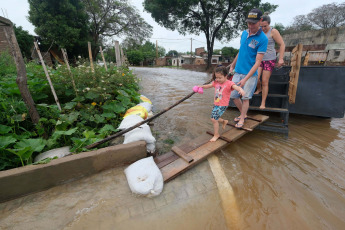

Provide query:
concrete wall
left=283, top=25, right=345, bottom=47
left=283, top=25, right=345, bottom=64
left=0, top=141, right=147, bottom=203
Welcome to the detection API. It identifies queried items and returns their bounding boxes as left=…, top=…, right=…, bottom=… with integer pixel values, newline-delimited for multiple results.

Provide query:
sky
left=1, top=0, right=344, bottom=52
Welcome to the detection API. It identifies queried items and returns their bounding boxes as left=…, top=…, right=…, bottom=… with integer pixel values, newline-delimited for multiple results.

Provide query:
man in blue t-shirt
left=229, top=8, right=268, bottom=128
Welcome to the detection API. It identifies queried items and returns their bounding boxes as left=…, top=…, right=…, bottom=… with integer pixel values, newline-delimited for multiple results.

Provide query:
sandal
left=234, top=116, right=247, bottom=122
left=235, top=122, right=244, bottom=128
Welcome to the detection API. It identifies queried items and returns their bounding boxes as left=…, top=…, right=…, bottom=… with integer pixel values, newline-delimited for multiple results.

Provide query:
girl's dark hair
left=212, top=65, right=228, bottom=80
left=262, top=12, right=271, bottom=24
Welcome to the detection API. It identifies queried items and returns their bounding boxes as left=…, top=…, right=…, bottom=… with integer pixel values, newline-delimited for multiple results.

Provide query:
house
left=282, top=25, right=345, bottom=65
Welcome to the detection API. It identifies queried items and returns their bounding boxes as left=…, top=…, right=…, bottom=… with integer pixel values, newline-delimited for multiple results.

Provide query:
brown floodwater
left=0, top=67, right=344, bottom=230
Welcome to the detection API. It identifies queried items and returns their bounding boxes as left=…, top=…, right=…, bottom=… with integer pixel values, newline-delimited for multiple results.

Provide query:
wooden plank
left=160, top=114, right=269, bottom=182
left=289, top=71, right=295, bottom=78
left=171, top=146, right=194, bottom=163
left=155, top=134, right=210, bottom=168
left=226, top=123, right=253, bottom=132
left=291, top=54, right=297, bottom=62
left=289, top=44, right=303, bottom=104
left=206, top=131, right=234, bottom=143
left=290, top=60, right=297, bottom=67
left=246, top=116, right=262, bottom=122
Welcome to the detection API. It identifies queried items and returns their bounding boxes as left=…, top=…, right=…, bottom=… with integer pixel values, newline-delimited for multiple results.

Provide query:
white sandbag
left=118, top=114, right=144, bottom=130
left=147, top=111, right=154, bottom=118
left=146, top=143, right=156, bottom=153
left=123, top=124, right=156, bottom=152
left=138, top=102, right=152, bottom=113
left=34, top=146, right=71, bottom=163
left=124, top=156, right=163, bottom=197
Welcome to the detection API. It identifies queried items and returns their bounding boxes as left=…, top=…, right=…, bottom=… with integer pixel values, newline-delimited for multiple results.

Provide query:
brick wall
left=0, top=23, right=11, bottom=54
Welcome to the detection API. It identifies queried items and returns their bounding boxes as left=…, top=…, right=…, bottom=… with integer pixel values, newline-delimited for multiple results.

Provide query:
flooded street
left=136, top=67, right=345, bottom=229
left=1, top=67, right=345, bottom=230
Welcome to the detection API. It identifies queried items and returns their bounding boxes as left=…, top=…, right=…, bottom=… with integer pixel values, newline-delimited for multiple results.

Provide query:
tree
left=273, top=23, right=285, bottom=34
left=127, top=50, right=144, bottom=65
left=221, top=46, right=238, bottom=61
left=166, top=50, right=178, bottom=57
left=82, top=0, right=153, bottom=58
left=13, top=25, right=34, bottom=60
left=28, top=0, right=90, bottom=58
left=144, top=0, right=277, bottom=69
left=124, top=40, right=165, bottom=65
left=307, top=3, right=345, bottom=29
left=284, top=15, right=314, bottom=34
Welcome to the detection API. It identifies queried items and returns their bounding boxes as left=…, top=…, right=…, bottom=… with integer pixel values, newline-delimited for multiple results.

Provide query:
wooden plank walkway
left=154, top=114, right=269, bottom=182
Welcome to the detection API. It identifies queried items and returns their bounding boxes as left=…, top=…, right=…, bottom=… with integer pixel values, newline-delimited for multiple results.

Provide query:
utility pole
left=156, top=40, right=158, bottom=60
left=190, top=38, right=193, bottom=57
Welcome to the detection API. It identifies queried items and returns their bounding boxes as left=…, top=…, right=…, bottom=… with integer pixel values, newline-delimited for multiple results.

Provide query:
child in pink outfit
left=199, top=66, right=245, bottom=142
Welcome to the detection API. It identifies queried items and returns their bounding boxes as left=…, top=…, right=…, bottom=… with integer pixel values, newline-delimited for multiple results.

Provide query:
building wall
left=195, top=47, right=205, bottom=56
left=156, top=57, right=166, bottom=66
left=283, top=25, right=345, bottom=47
left=282, top=25, right=345, bottom=64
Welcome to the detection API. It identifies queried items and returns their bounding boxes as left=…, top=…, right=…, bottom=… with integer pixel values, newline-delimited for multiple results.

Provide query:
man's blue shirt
left=235, top=28, right=268, bottom=76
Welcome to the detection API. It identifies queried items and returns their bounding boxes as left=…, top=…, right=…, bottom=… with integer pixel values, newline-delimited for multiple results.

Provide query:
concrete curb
left=0, top=141, right=147, bottom=203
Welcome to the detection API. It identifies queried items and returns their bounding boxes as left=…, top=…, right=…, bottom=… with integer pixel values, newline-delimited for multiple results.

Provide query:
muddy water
left=134, top=67, right=345, bottom=229
left=1, top=67, right=345, bottom=230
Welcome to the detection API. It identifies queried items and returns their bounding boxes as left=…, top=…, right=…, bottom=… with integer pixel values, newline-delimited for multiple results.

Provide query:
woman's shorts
left=211, top=105, right=227, bottom=120
left=260, top=60, right=276, bottom=72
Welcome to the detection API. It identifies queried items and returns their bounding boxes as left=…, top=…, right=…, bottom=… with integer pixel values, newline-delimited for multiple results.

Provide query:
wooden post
left=114, top=40, right=122, bottom=67
left=2, top=16, right=40, bottom=124
left=120, top=46, right=125, bottom=65
left=303, top=51, right=309, bottom=66
left=99, top=46, right=108, bottom=71
left=34, top=41, right=62, bottom=111
left=288, top=43, right=303, bottom=104
left=88, top=42, right=94, bottom=72
left=61, top=48, right=78, bottom=96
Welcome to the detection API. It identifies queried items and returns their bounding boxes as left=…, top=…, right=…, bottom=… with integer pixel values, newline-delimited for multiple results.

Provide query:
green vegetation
left=124, top=40, right=166, bottom=66
left=0, top=52, right=140, bottom=171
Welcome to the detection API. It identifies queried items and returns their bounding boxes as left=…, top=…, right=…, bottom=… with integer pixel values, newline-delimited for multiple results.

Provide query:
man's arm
left=229, top=53, right=239, bottom=73
left=238, top=53, right=264, bottom=87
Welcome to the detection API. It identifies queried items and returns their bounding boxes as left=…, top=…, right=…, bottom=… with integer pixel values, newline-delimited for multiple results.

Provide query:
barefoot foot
left=222, top=120, right=228, bottom=129
left=210, top=135, right=220, bottom=142
left=254, top=90, right=261, bottom=95
left=259, top=104, right=266, bottom=109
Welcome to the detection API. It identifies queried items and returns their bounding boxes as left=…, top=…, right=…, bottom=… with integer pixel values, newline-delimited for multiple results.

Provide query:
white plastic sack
left=123, top=124, right=156, bottom=153
left=138, top=102, right=152, bottom=113
left=118, top=114, right=144, bottom=130
left=147, top=111, right=154, bottom=118
left=34, top=146, right=71, bottom=163
left=124, top=156, right=163, bottom=197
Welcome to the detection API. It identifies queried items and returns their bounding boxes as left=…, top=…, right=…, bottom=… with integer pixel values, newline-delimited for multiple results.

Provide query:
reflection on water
left=1, top=67, right=344, bottom=230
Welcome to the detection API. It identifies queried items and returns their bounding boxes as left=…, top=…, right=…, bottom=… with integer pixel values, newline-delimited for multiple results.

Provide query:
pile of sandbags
left=118, top=95, right=155, bottom=153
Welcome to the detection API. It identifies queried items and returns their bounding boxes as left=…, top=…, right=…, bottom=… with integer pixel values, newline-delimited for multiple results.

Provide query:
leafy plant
left=0, top=54, right=141, bottom=171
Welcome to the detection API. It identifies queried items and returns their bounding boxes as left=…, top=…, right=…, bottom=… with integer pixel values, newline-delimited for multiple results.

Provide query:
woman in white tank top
left=254, top=14, right=285, bottom=109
